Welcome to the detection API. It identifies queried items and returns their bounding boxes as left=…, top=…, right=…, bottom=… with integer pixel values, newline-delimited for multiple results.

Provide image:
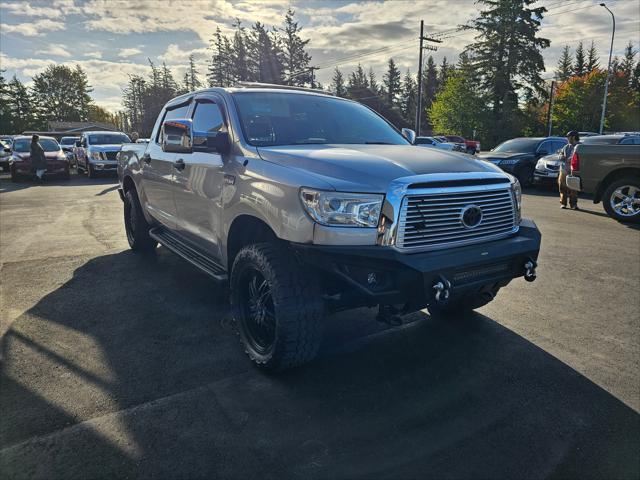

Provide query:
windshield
left=492, top=138, right=540, bottom=153
left=60, top=138, right=77, bottom=145
left=233, top=92, right=408, bottom=147
left=88, top=134, right=130, bottom=145
left=12, top=138, right=60, bottom=152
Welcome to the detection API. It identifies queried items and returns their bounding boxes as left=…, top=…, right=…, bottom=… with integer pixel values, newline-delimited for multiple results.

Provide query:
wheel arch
left=226, top=215, right=278, bottom=271
left=594, top=168, right=640, bottom=203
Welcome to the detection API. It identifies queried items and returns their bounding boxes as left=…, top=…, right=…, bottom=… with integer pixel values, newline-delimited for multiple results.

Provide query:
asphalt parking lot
left=1, top=174, right=639, bottom=479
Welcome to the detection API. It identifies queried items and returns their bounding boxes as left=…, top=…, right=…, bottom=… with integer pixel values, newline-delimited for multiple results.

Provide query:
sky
left=1, top=0, right=639, bottom=112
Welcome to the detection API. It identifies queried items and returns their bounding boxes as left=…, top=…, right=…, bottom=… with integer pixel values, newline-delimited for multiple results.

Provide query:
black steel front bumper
left=292, top=219, right=541, bottom=310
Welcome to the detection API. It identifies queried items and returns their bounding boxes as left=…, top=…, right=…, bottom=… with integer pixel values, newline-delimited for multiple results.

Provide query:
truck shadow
left=1, top=250, right=638, bottom=479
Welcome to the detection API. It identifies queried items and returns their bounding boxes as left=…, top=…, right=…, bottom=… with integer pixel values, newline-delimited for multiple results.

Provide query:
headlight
left=535, top=160, right=545, bottom=169
left=499, top=158, right=519, bottom=165
left=300, top=188, right=383, bottom=227
left=511, top=178, right=522, bottom=224
left=91, top=151, right=102, bottom=161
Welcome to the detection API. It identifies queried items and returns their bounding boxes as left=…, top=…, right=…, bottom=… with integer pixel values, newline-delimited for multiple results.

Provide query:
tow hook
left=524, top=259, right=537, bottom=282
left=433, top=276, right=452, bottom=304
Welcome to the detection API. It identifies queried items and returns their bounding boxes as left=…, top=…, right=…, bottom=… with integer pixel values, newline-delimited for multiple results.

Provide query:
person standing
left=558, top=130, right=579, bottom=210
left=30, top=135, right=47, bottom=184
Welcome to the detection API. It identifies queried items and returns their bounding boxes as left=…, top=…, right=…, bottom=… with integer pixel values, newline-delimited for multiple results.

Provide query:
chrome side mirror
left=161, top=118, right=193, bottom=154
left=401, top=128, right=416, bottom=144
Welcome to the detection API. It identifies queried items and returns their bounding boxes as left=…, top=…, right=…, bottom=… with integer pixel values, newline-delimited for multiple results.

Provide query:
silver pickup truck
left=118, top=84, right=541, bottom=370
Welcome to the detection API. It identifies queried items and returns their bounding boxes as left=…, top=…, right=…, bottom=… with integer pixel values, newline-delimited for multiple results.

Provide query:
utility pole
left=599, top=3, right=615, bottom=134
left=309, top=66, right=320, bottom=89
left=546, top=80, right=556, bottom=136
left=415, top=21, right=441, bottom=136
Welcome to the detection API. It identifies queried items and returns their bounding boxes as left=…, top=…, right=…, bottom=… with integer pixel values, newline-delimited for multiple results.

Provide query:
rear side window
left=192, top=101, right=224, bottom=133
left=620, top=137, right=639, bottom=145
left=156, top=102, right=191, bottom=143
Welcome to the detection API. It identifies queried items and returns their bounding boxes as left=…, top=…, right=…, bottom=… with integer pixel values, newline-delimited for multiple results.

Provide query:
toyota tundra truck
left=118, top=84, right=541, bottom=371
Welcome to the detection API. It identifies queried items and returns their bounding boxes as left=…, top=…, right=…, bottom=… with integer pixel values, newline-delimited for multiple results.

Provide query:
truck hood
left=256, top=144, right=502, bottom=192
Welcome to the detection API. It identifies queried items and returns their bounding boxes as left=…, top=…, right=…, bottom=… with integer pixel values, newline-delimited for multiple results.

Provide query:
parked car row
left=8, top=136, right=71, bottom=181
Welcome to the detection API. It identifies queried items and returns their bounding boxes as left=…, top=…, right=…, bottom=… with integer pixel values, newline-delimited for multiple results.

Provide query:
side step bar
left=149, top=227, right=228, bottom=282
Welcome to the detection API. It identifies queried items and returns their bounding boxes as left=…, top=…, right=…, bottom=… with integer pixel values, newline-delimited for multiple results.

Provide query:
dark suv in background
left=478, top=137, right=568, bottom=186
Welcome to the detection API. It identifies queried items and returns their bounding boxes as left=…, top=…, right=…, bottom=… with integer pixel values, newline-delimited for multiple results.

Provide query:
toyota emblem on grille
left=461, top=205, right=483, bottom=228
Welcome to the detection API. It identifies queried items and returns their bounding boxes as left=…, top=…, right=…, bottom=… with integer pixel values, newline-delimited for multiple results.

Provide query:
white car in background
left=414, top=136, right=457, bottom=151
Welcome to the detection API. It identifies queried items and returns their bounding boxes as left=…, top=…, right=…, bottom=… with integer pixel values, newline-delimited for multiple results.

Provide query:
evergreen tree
left=247, top=22, right=284, bottom=84
left=348, top=64, right=369, bottom=91
left=401, top=69, right=417, bottom=125
left=331, top=67, right=347, bottom=97
left=421, top=55, right=439, bottom=130
left=438, top=57, right=451, bottom=89
left=556, top=45, right=573, bottom=82
left=208, top=27, right=232, bottom=87
left=186, top=54, right=202, bottom=91
left=621, top=42, right=637, bottom=80
left=231, top=19, right=249, bottom=82
left=382, top=58, right=402, bottom=107
left=586, top=41, right=599, bottom=73
left=5, top=75, right=37, bottom=132
left=0, top=71, right=10, bottom=133
left=574, top=41, right=586, bottom=76
left=280, top=8, right=311, bottom=86
left=122, top=74, right=146, bottom=134
left=368, top=67, right=379, bottom=93
left=465, top=0, right=550, bottom=144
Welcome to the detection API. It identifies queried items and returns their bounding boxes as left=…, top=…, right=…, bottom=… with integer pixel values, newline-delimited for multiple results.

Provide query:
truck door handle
left=142, top=153, right=151, bottom=164
left=173, top=158, right=185, bottom=171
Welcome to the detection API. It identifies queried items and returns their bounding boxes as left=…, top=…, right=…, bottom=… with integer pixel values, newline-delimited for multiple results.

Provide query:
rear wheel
left=124, top=189, right=157, bottom=251
left=231, top=243, right=323, bottom=371
left=603, top=178, right=640, bottom=223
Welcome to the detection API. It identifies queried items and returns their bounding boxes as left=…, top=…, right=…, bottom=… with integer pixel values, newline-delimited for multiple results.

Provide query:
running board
left=149, top=227, right=228, bottom=282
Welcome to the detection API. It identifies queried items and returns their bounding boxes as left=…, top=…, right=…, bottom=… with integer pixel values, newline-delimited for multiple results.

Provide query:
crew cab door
left=172, top=95, right=227, bottom=257
left=76, top=134, right=88, bottom=169
left=141, top=100, right=191, bottom=228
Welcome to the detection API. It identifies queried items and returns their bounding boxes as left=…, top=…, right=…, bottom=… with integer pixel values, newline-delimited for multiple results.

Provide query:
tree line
left=0, top=65, right=115, bottom=134
left=2, top=1, right=639, bottom=146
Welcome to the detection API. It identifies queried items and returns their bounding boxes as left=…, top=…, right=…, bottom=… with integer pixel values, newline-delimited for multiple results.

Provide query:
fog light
left=367, top=272, right=378, bottom=286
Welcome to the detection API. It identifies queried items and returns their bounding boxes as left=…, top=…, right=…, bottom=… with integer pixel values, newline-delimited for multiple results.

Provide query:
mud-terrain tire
left=230, top=243, right=323, bottom=371
left=124, top=189, right=157, bottom=251
left=428, top=287, right=501, bottom=317
left=602, top=177, right=640, bottom=223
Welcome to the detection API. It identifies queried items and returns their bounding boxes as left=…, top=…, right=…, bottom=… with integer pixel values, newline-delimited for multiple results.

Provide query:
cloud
left=1, top=2, right=64, bottom=18
left=84, top=51, right=103, bottom=59
left=42, top=44, right=72, bottom=58
left=117, top=48, right=143, bottom=58
left=2, top=19, right=66, bottom=36
left=158, top=44, right=208, bottom=64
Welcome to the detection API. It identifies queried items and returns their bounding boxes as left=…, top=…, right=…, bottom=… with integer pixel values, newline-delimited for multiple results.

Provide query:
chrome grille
left=397, top=187, right=517, bottom=250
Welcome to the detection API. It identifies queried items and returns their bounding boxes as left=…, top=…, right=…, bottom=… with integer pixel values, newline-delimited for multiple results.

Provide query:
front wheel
left=124, top=189, right=157, bottom=251
left=230, top=243, right=323, bottom=371
left=516, top=165, right=534, bottom=188
left=603, top=178, right=640, bottom=223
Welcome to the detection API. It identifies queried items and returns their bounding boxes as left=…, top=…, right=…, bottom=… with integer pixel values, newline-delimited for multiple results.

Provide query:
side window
left=192, top=101, right=224, bottom=133
left=620, top=137, right=638, bottom=145
left=552, top=140, right=565, bottom=152
left=538, top=141, right=552, bottom=154
left=156, top=102, right=191, bottom=144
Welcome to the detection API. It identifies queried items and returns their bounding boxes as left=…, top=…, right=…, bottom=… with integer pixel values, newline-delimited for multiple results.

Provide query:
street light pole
left=599, top=3, right=615, bottom=135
